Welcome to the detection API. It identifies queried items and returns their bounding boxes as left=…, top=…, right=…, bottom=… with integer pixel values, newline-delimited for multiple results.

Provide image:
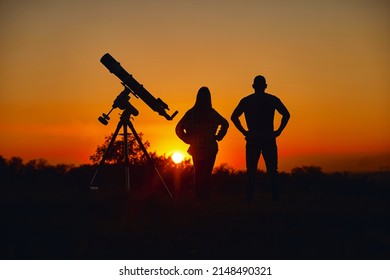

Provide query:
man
left=231, top=75, right=290, bottom=202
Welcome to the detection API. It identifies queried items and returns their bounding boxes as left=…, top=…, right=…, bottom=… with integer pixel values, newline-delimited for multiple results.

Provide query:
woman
left=176, top=87, right=229, bottom=200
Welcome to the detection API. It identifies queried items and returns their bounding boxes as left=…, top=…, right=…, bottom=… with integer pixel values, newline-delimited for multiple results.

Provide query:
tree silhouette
left=90, top=133, right=150, bottom=165
left=291, top=165, right=324, bottom=192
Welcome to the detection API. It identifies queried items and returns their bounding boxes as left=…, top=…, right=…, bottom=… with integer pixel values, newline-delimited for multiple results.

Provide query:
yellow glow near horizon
left=171, top=152, right=184, bottom=164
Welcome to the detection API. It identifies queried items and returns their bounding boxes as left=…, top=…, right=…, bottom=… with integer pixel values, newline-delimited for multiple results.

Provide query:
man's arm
left=274, top=100, right=290, bottom=137
left=231, top=102, right=248, bottom=137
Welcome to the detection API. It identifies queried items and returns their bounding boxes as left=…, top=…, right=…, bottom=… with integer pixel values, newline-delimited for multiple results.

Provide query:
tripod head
left=98, top=85, right=139, bottom=125
left=98, top=53, right=178, bottom=125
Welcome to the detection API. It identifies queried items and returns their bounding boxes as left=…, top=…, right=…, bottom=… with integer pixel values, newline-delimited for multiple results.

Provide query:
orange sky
left=1, top=0, right=389, bottom=172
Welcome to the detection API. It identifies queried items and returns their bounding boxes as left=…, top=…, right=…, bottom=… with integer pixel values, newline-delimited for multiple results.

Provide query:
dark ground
left=1, top=167, right=389, bottom=260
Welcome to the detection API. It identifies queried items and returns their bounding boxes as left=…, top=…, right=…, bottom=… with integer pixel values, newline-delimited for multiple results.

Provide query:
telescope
left=98, top=53, right=178, bottom=124
left=90, top=53, right=176, bottom=197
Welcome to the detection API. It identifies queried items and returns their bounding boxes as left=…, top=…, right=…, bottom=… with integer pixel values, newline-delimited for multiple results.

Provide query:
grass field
left=2, top=168, right=389, bottom=260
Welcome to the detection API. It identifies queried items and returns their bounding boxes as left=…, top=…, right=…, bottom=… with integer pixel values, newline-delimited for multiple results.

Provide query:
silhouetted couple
left=176, top=76, right=290, bottom=203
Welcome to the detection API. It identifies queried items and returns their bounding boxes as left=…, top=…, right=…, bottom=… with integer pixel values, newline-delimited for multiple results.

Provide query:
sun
left=171, top=152, right=184, bottom=164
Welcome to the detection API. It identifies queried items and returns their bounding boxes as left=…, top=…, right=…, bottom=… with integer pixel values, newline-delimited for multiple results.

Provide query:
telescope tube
left=100, top=53, right=177, bottom=120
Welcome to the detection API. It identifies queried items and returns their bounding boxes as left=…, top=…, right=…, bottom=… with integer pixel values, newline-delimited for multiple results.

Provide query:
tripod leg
left=123, top=121, right=131, bottom=193
left=127, top=121, right=173, bottom=199
left=89, top=120, right=123, bottom=189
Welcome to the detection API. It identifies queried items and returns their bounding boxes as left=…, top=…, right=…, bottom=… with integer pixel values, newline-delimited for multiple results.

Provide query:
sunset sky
left=1, top=0, right=389, bottom=172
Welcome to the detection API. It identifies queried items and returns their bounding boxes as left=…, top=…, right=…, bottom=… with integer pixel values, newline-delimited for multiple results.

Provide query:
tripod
left=89, top=106, right=173, bottom=198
